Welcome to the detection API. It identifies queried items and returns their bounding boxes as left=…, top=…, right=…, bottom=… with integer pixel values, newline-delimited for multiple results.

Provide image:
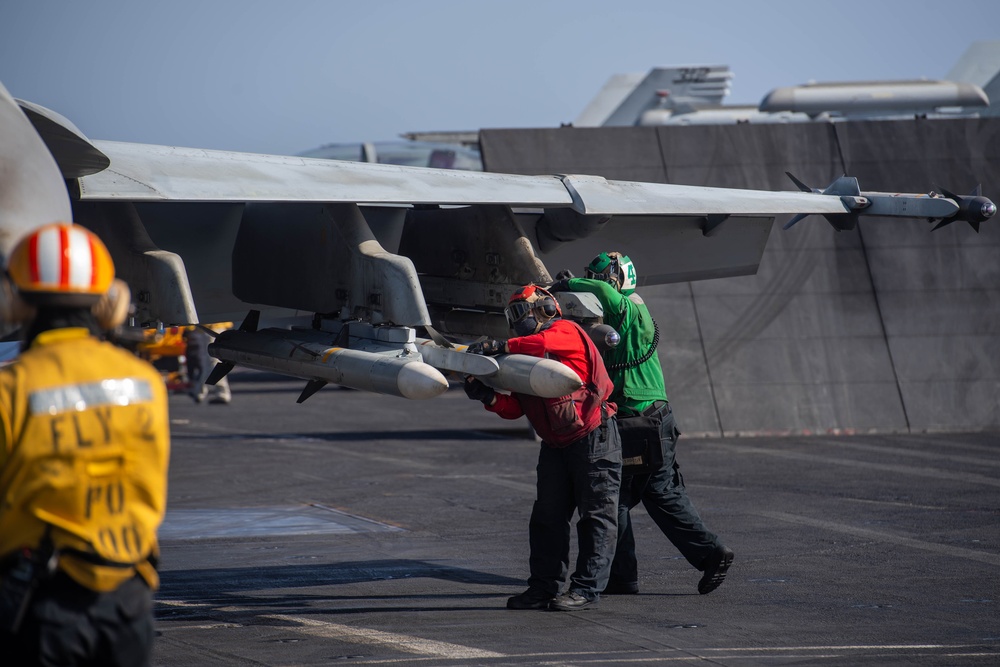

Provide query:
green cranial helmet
left=585, top=251, right=637, bottom=295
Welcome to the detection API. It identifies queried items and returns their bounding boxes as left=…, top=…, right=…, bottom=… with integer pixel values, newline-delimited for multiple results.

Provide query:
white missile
left=486, top=352, right=584, bottom=398
left=416, top=339, right=501, bottom=377
left=414, top=338, right=583, bottom=398
left=209, top=328, right=448, bottom=400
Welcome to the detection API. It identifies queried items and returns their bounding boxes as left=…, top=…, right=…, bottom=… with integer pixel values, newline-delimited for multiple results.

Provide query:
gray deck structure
left=480, top=119, right=1000, bottom=435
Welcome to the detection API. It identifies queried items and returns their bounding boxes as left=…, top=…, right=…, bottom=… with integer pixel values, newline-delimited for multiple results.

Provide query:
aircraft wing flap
left=79, top=140, right=575, bottom=206
left=562, top=174, right=851, bottom=216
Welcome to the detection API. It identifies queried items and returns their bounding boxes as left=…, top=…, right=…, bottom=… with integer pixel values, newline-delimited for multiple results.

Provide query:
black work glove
left=548, top=279, right=571, bottom=293
left=555, top=269, right=575, bottom=280
left=467, top=339, right=504, bottom=356
left=464, top=377, right=496, bottom=404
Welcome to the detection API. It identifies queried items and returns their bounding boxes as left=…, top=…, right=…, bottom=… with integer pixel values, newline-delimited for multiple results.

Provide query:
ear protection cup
left=537, top=296, right=559, bottom=318
left=92, top=278, right=131, bottom=331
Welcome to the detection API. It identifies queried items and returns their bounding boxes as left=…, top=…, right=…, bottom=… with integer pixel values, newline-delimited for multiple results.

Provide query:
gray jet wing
left=2, top=81, right=993, bottom=400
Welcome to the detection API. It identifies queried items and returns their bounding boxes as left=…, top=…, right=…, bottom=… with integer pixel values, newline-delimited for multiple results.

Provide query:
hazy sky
left=2, top=0, right=998, bottom=155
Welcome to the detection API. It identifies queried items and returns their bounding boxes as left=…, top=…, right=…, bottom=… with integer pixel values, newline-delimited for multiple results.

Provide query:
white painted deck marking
left=260, top=613, right=506, bottom=659
left=340, top=644, right=996, bottom=664
left=761, top=511, right=1000, bottom=566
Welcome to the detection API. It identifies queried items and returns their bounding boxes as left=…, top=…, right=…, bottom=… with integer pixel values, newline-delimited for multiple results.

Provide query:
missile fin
left=785, top=171, right=814, bottom=193
left=423, top=324, right=454, bottom=349
left=205, top=361, right=234, bottom=386
left=783, top=213, right=808, bottom=230
left=297, top=380, right=327, bottom=403
left=239, top=310, right=260, bottom=333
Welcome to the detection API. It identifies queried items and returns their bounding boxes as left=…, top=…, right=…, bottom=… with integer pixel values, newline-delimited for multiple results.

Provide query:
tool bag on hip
left=617, top=412, right=664, bottom=475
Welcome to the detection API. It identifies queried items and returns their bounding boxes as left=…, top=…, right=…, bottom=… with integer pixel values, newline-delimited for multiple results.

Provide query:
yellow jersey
left=0, top=328, right=170, bottom=592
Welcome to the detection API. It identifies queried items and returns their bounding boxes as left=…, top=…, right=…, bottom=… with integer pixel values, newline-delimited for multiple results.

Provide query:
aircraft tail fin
left=574, top=66, right=733, bottom=127
left=945, top=41, right=1000, bottom=116
left=574, top=73, right=646, bottom=127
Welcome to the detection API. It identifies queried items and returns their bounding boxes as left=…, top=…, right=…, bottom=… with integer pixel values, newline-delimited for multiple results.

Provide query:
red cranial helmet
left=505, top=284, right=561, bottom=336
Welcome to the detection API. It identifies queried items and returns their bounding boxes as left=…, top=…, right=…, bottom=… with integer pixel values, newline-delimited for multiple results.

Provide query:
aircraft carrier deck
left=151, top=370, right=999, bottom=666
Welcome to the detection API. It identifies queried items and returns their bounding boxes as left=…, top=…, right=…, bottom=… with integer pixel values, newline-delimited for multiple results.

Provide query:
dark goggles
left=505, top=300, right=534, bottom=326
left=586, top=264, right=615, bottom=282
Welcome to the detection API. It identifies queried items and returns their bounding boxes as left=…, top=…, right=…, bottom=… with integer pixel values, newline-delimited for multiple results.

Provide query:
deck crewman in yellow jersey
left=0, top=223, right=170, bottom=667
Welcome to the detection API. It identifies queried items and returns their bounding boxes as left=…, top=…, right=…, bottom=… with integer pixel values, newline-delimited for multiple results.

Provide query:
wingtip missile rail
left=783, top=173, right=996, bottom=232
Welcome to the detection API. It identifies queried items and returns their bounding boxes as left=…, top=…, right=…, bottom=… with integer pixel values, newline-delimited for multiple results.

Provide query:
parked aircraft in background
left=574, top=41, right=1000, bottom=127
left=299, top=42, right=1000, bottom=173
left=0, top=79, right=994, bottom=403
left=299, top=139, right=482, bottom=171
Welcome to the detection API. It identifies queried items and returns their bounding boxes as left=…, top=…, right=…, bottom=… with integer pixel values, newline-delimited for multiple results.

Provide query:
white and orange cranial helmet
left=6, top=222, right=115, bottom=307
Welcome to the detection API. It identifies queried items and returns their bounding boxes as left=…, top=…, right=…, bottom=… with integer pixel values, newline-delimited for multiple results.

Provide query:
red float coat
left=486, top=318, right=616, bottom=446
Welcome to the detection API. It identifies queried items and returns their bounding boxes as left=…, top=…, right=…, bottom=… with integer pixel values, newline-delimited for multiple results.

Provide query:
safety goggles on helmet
left=586, top=251, right=618, bottom=282
left=585, top=263, right=615, bottom=283
left=585, top=251, right=637, bottom=295
left=505, top=298, right=534, bottom=326
left=505, top=284, right=560, bottom=329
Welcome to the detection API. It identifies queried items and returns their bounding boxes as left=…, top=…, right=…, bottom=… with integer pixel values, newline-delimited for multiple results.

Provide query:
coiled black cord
left=607, top=319, right=659, bottom=371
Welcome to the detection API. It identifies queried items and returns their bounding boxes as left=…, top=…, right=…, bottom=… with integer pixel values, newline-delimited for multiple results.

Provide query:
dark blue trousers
left=527, top=418, right=622, bottom=599
left=610, top=404, right=721, bottom=586
left=3, top=573, right=153, bottom=667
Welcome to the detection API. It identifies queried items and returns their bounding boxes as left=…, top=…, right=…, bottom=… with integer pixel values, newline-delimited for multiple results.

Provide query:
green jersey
left=566, top=278, right=667, bottom=415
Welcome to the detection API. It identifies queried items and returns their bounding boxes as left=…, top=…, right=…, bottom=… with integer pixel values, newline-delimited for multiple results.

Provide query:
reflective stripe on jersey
left=28, top=378, right=154, bottom=416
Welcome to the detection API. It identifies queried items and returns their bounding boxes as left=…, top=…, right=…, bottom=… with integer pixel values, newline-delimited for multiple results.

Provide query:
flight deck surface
left=153, top=371, right=999, bottom=666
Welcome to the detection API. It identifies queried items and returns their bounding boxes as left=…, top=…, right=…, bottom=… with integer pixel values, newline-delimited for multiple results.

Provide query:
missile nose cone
left=487, top=354, right=585, bottom=398
left=528, top=358, right=585, bottom=398
left=396, top=361, right=450, bottom=400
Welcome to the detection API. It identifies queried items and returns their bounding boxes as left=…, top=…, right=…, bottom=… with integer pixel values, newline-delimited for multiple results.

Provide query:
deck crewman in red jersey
left=464, top=284, right=621, bottom=611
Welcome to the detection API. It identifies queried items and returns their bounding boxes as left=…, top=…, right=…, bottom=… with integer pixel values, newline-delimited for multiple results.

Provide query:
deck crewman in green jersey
left=550, top=251, right=733, bottom=595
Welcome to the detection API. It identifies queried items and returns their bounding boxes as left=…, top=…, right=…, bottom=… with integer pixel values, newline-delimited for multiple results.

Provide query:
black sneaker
left=506, top=588, right=554, bottom=610
left=602, top=580, right=639, bottom=595
left=549, top=591, right=597, bottom=611
left=698, top=545, right=734, bottom=594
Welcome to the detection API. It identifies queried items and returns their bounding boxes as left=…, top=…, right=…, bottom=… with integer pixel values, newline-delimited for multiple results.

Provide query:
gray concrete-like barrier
left=480, top=119, right=1000, bottom=435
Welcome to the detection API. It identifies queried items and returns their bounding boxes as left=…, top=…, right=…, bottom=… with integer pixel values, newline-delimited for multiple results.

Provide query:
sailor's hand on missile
left=548, top=271, right=574, bottom=292
left=464, top=377, right=496, bottom=405
left=548, top=280, right=571, bottom=293
left=467, top=339, right=504, bottom=356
